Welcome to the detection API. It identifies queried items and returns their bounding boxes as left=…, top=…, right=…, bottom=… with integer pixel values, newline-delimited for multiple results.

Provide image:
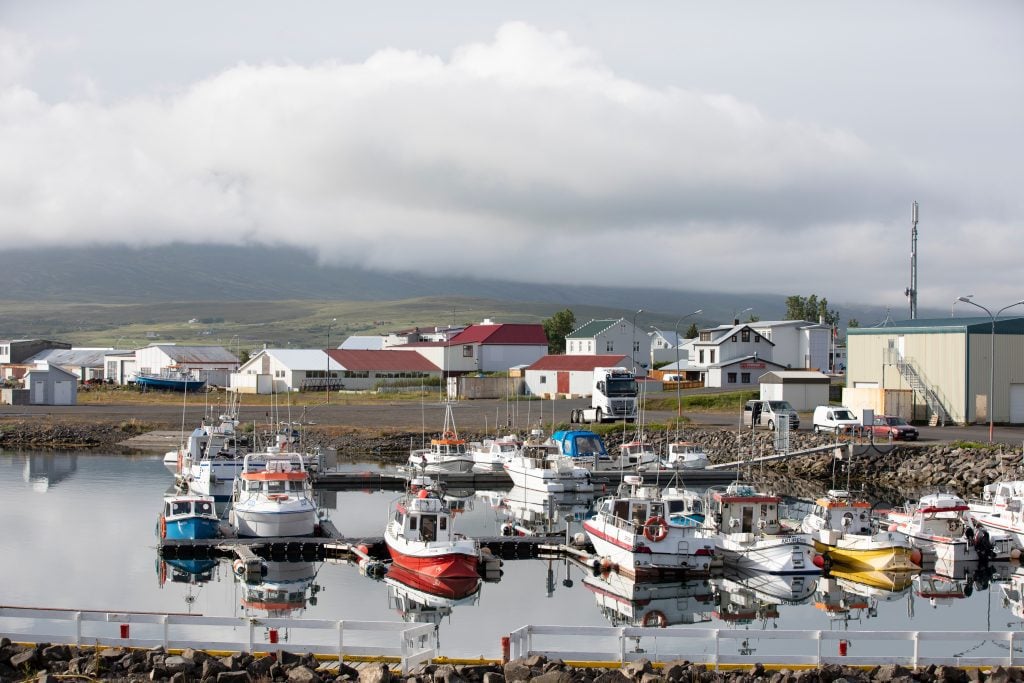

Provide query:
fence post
left=619, top=627, right=626, bottom=664
left=338, top=621, right=344, bottom=664
left=713, top=629, right=720, bottom=671
left=73, top=612, right=82, bottom=646
left=815, top=631, right=821, bottom=666
left=912, top=631, right=919, bottom=670
left=248, top=620, right=255, bottom=655
left=162, top=616, right=169, bottom=650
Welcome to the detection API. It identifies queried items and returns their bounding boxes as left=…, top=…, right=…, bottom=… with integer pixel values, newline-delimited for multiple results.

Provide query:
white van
left=812, top=406, right=860, bottom=434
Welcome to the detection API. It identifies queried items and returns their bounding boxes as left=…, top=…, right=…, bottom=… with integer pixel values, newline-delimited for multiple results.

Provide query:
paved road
left=2, top=395, right=1023, bottom=445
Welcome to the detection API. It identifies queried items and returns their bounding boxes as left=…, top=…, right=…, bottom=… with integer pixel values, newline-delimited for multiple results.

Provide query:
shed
left=758, top=370, right=830, bottom=411
left=523, top=354, right=629, bottom=398
left=25, top=364, right=78, bottom=405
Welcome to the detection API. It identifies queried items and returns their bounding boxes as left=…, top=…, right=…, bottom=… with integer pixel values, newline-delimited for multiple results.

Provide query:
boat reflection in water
left=157, top=558, right=219, bottom=587
left=1001, top=565, right=1024, bottom=623
left=815, top=569, right=915, bottom=625
left=385, top=563, right=482, bottom=636
left=583, top=571, right=716, bottom=627
left=714, top=570, right=816, bottom=626
left=497, top=486, right=594, bottom=537
left=238, top=561, right=322, bottom=618
left=21, top=453, right=78, bottom=492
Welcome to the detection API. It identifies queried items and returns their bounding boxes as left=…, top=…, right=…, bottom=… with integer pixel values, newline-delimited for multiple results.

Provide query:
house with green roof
left=566, top=318, right=651, bottom=374
left=847, top=316, right=1024, bottom=425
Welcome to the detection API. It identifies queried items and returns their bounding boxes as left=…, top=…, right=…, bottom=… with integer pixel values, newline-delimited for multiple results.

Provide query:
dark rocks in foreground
left=1, top=642, right=1021, bottom=683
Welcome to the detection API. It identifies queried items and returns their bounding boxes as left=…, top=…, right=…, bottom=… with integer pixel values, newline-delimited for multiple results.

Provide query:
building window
left=700, top=332, right=711, bottom=341
left=606, top=341, right=614, bottom=353
left=742, top=330, right=750, bottom=342
left=633, top=340, right=640, bottom=353
left=587, top=341, right=593, bottom=353
left=731, top=335, right=737, bottom=342
left=710, top=350, right=716, bottom=364
left=727, top=372, right=737, bottom=384
left=741, top=372, right=751, bottom=383
left=754, top=335, right=760, bottom=343
left=540, top=375, right=547, bottom=384
left=463, top=346, right=473, bottom=358
left=698, top=350, right=705, bottom=364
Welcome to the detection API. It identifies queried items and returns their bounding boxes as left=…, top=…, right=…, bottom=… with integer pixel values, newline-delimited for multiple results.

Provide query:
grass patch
left=645, top=389, right=758, bottom=413
left=948, top=440, right=996, bottom=450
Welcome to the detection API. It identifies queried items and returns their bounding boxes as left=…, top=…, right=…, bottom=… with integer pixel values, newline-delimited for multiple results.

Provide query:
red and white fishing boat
left=886, top=492, right=1015, bottom=564
left=384, top=479, right=480, bottom=579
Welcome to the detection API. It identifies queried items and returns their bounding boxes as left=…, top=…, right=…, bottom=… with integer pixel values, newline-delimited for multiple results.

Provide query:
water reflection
left=385, top=564, right=482, bottom=625
left=582, top=572, right=715, bottom=627
left=238, top=561, right=322, bottom=618
left=494, top=486, right=594, bottom=537
left=21, top=453, right=78, bottom=492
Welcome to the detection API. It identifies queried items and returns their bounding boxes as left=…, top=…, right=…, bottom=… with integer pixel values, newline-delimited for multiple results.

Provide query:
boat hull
left=716, top=534, right=821, bottom=575
left=135, top=375, right=206, bottom=392
left=164, top=516, right=220, bottom=540
left=386, top=545, right=480, bottom=579
left=813, top=539, right=919, bottom=572
left=232, top=507, right=317, bottom=538
left=583, top=519, right=713, bottom=578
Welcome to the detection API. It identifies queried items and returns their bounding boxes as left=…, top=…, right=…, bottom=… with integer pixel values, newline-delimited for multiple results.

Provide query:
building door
left=557, top=372, right=569, bottom=395
left=54, top=381, right=72, bottom=405
left=1010, top=384, right=1024, bottom=424
left=32, top=381, right=46, bottom=404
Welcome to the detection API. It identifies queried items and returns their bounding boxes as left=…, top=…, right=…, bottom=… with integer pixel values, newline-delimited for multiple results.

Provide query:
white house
left=705, top=355, right=788, bottom=390
left=325, top=349, right=442, bottom=391
left=565, top=319, right=651, bottom=375
left=749, top=320, right=834, bottom=371
left=391, top=321, right=548, bottom=375
left=133, top=344, right=240, bottom=388
left=233, top=349, right=343, bottom=394
left=523, top=354, right=630, bottom=398
left=648, top=330, right=685, bottom=366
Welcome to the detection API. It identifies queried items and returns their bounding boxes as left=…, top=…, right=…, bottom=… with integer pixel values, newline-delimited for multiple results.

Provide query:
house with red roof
left=391, top=319, right=548, bottom=374
left=523, top=354, right=630, bottom=398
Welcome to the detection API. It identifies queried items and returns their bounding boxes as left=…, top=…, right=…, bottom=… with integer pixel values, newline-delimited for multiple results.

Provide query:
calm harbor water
left=1, top=451, right=1022, bottom=660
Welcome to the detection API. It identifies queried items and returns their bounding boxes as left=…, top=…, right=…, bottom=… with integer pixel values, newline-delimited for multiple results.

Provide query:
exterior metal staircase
left=885, top=349, right=950, bottom=426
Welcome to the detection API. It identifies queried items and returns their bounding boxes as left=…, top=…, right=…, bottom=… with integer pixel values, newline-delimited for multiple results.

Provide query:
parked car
left=867, top=415, right=919, bottom=441
left=812, top=405, right=860, bottom=434
left=743, top=399, right=800, bottom=431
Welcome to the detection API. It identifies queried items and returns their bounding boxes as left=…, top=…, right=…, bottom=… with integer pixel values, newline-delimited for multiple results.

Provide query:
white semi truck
left=569, top=367, right=639, bottom=424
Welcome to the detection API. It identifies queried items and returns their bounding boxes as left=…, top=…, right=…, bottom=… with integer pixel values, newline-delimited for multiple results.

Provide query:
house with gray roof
left=134, top=344, right=239, bottom=388
left=566, top=318, right=651, bottom=374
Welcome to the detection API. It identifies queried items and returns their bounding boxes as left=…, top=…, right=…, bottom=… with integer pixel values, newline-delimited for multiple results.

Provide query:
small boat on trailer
left=229, top=452, right=319, bottom=538
left=134, top=370, right=206, bottom=392
left=384, top=478, right=481, bottom=579
left=801, top=489, right=920, bottom=572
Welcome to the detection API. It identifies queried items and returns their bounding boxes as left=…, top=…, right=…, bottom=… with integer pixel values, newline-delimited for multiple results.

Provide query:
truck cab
left=570, top=367, right=639, bottom=424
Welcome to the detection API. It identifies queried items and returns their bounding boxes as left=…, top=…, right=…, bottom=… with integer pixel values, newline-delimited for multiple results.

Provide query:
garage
left=1011, top=383, right=1024, bottom=424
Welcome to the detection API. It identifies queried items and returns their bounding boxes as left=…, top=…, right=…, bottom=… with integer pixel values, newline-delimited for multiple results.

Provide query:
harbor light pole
left=955, top=297, right=1024, bottom=442
left=631, top=309, right=643, bottom=372
left=673, top=309, right=702, bottom=421
left=326, top=317, right=336, bottom=405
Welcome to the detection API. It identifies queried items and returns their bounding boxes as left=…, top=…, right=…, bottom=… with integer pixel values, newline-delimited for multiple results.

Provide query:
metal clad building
left=847, top=316, right=1024, bottom=425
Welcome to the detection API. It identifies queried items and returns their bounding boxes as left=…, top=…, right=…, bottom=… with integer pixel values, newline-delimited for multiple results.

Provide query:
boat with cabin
left=384, top=478, right=480, bottom=579
left=408, top=403, right=474, bottom=474
left=705, top=482, right=822, bottom=575
left=800, top=489, right=920, bottom=572
left=157, top=492, right=220, bottom=540
left=582, top=475, right=715, bottom=579
left=615, top=438, right=661, bottom=471
left=662, top=441, right=710, bottom=470
left=886, top=491, right=1015, bottom=564
left=229, top=453, right=319, bottom=538
left=969, top=480, right=1024, bottom=550
left=468, top=434, right=521, bottom=473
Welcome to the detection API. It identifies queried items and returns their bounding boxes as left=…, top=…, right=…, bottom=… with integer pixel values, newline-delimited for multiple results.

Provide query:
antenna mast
left=905, top=201, right=918, bottom=319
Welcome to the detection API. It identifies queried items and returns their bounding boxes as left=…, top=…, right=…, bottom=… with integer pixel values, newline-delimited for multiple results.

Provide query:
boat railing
left=0, top=607, right=436, bottom=674
left=508, top=624, right=1023, bottom=668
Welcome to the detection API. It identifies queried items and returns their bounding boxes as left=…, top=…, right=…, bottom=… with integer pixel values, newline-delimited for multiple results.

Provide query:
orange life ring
left=159, top=515, right=167, bottom=539
left=642, top=610, right=667, bottom=628
left=643, top=516, right=668, bottom=543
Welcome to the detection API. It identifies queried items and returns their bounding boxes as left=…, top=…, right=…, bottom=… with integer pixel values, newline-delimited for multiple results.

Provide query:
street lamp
left=673, top=309, right=703, bottom=422
left=326, top=317, right=337, bottom=404
left=732, top=307, right=753, bottom=323
left=954, top=297, right=1024, bottom=442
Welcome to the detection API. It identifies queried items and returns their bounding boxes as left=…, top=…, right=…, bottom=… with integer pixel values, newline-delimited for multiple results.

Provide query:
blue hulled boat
left=158, top=493, right=221, bottom=540
left=135, top=371, right=206, bottom=392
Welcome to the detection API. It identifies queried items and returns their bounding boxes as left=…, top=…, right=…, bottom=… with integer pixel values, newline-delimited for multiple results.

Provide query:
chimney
left=733, top=319, right=739, bottom=326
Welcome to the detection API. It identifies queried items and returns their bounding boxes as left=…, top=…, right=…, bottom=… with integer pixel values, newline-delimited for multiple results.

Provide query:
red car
left=868, top=415, right=919, bottom=441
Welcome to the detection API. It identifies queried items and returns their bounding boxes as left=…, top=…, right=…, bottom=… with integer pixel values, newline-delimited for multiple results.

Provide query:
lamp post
left=955, top=297, right=1024, bottom=442
left=673, top=309, right=703, bottom=421
left=326, top=317, right=337, bottom=405
left=732, top=307, right=752, bottom=323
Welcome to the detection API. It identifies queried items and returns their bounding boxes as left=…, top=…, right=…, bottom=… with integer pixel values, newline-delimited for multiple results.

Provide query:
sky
left=2, top=1, right=1022, bottom=312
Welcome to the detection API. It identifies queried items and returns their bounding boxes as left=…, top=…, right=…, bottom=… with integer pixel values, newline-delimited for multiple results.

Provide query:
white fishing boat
left=662, top=441, right=710, bottom=470
left=229, top=452, right=318, bottom=538
left=705, top=483, right=822, bottom=575
left=800, top=490, right=920, bottom=572
left=615, top=439, right=661, bottom=471
left=468, top=434, right=521, bottom=473
left=384, top=479, right=480, bottom=579
left=408, top=403, right=474, bottom=474
left=583, top=476, right=715, bottom=579
left=503, top=443, right=595, bottom=494
left=969, top=480, right=1024, bottom=550
left=582, top=572, right=715, bottom=627
left=886, top=491, right=1015, bottom=564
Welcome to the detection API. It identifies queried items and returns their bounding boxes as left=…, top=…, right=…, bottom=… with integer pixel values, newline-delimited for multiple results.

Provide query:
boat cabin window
left=421, top=515, right=437, bottom=542
left=267, top=480, right=286, bottom=494
left=439, top=517, right=447, bottom=531
left=613, top=500, right=629, bottom=520
left=409, top=516, right=417, bottom=530
left=631, top=504, right=648, bottom=527
left=196, top=501, right=213, bottom=515
left=172, top=501, right=190, bottom=516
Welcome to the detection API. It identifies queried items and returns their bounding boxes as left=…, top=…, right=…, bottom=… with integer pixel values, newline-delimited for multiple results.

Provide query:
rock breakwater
left=2, top=642, right=1020, bottom=683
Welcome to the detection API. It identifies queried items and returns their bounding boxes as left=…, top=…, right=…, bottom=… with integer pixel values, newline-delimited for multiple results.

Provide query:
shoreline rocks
left=1, top=643, right=1020, bottom=683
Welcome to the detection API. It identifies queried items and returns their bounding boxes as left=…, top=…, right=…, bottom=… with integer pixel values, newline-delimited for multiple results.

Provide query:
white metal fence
left=0, top=607, right=436, bottom=674
left=509, top=624, right=1024, bottom=669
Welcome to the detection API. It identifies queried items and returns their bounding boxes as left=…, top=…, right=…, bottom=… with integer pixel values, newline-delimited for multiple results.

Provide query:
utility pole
left=905, top=201, right=919, bottom=319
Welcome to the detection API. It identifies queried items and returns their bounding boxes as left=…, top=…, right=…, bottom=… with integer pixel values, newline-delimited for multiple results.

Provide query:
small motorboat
left=969, top=480, right=1024, bottom=551
left=582, top=476, right=715, bottom=579
left=503, top=448, right=594, bottom=494
left=886, top=491, right=1015, bottom=564
left=801, top=490, right=920, bottom=572
left=157, top=492, right=220, bottom=540
left=134, top=370, right=206, bottom=393
left=615, top=439, right=661, bottom=471
left=229, top=452, right=319, bottom=538
left=468, top=434, right=521, bottom=473
left=662, top=441, right=710, bottom=470
left=384, top=479, right=480, bottom=579
left=705, top=483, right=822, bottom=575
left=408, top=403, right=474, bottom=474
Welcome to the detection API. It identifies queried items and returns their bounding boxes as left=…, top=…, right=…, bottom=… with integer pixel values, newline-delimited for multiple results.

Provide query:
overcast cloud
left=2, top=2, right=1022, bottom=310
